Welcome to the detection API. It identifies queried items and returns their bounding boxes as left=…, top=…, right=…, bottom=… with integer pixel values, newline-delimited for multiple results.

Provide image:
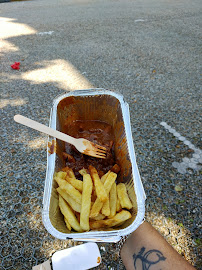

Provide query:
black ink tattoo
left=133, top=247, right=166, bottom=270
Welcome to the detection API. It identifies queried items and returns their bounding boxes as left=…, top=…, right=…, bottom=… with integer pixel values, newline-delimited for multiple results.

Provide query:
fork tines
left=94, top=145, right=107, bottom=153
left=90, top=143, right=107, bottom=159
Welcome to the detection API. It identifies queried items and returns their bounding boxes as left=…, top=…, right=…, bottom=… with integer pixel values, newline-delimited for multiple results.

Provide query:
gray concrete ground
left=0, top=0, right=201, bottom=269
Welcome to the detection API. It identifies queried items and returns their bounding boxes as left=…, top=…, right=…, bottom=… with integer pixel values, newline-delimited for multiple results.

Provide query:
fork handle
left=14, top=114, right=76, bottom=145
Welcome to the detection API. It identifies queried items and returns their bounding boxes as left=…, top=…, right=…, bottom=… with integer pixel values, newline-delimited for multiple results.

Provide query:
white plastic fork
left=14, top=114, right=107, bottom=159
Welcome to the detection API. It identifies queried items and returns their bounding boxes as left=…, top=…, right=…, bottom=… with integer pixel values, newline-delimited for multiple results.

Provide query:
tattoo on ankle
left=133, top=247, right=166, bottom=270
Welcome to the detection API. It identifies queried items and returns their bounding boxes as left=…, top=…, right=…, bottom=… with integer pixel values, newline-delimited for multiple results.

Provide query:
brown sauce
left=62, top=120, right=116, bottom=179
left=48, top=139, right=56, bottom=154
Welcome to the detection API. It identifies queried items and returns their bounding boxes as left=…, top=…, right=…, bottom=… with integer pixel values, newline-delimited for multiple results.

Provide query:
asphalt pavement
left=0, top=0, right=201, bottom=269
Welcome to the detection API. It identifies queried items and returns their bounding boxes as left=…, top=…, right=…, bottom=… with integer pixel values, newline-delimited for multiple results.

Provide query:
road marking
left=37, top=31, right=54, bottom=35
left=134, top=19, right=145, bottom=22
left=160, top=122, right=202, bottom=174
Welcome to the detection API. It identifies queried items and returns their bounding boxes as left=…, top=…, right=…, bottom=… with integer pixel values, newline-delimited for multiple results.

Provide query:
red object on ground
left=11, top=62, right=20, bottom=70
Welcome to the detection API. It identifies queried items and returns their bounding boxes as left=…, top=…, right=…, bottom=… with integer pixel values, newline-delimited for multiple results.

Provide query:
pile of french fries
left=54, top=165, right=133, bottom=232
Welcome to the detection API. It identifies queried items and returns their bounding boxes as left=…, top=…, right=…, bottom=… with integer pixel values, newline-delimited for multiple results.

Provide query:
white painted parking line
left=160, top=122, right=202, bottom=174
left=134, top=19, right=145, bottom=22
left=37, top=31, right=54, bottom=35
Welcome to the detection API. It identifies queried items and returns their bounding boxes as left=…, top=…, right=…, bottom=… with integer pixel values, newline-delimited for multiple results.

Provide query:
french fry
left=57, top=187, right=81, bottom=213
left=116, top=197, right=122, bottom=212
left=91, top=171, right=117, bottom=217
left=90, top=219, right=113, bottom=230
left=58, top=195, right=83, bottom=232
left=101, top=200, right=110, bottom=216
left=101, top=172, right=117, bottom=216
left=90, top=210, right=132, bottom=229
left=117, top=183, right=132, bottom=210
left=80, top=174, right=93, bottom=231
left=89, top=165, right=108, bottom=203
left=56, top=171, right=67, bottom=179
left=55, top=177, right=82, bottom=204
left=90, top=213, right=105, bottom=221
left=90, top=198, right=103, bottom=218
left=103, top=172, right=117, bottom=194
left=110, top=210, right=131, bottom=226
left=79, top=168, right=88, bottom=176
left=55, top=169, right=83, bottom=192
left=116, top=185, right=122, bottom=212
left=108, top=182, right=117, bottom=218
left=61, top=167, right=83, bottom=192
left=57, top=163, right=133, bottom=233
left=101, top=171, right=111, bottom=184
left=64, top=217, right=71, bottom=231
left=66, top=177, right=83, bottom=193
left=90, top=172, right=117, bottom=218
left=90, top=171, right=116, bottom=217
left=62, top=167, right=76, bottom=179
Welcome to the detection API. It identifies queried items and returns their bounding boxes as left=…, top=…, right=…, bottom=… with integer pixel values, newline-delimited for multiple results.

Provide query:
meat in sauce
left=62, top=120, right=117, bottom=179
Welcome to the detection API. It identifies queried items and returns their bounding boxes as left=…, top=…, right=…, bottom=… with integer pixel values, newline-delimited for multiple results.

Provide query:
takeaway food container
left=42, top=89, right=146, bottom=242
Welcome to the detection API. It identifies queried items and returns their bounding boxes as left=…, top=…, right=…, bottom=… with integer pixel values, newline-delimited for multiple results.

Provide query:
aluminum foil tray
left=42, top=88, right=146, bottom=242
